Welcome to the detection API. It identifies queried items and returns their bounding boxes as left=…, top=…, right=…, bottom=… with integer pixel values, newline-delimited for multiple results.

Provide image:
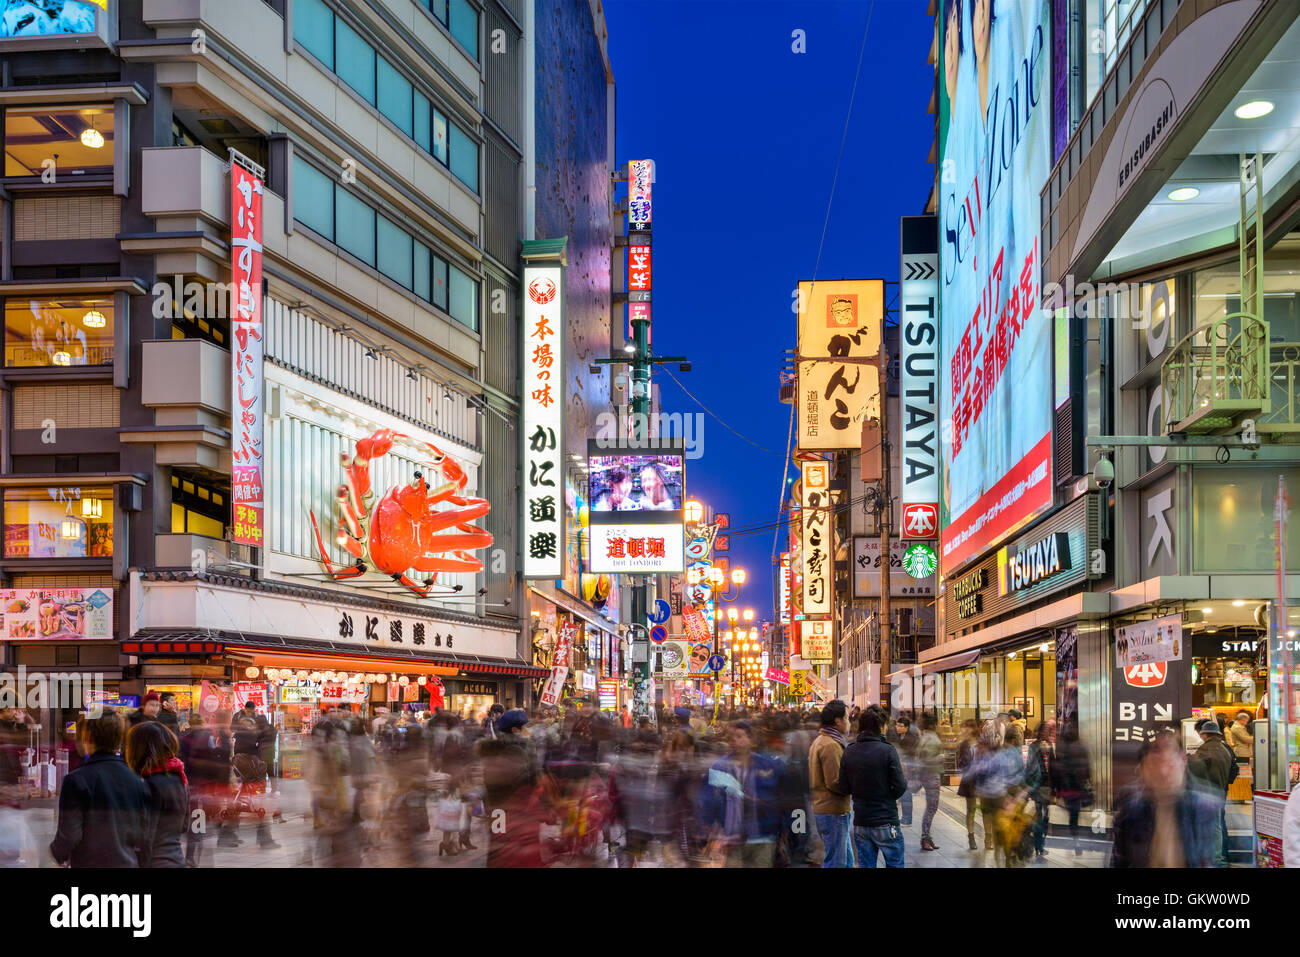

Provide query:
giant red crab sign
left=309, top=429, right=493, bottom=599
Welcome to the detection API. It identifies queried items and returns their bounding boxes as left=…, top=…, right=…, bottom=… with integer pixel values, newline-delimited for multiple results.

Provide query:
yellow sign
left=797, top=279, right=884, bottom=359
left=789, top=670, right=807, bottom=698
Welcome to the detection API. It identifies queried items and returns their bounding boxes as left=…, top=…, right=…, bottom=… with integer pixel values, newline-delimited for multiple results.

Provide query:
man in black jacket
left=50, top=711, right=151, bottom=867
left=836, top=705, right=908, bottom=868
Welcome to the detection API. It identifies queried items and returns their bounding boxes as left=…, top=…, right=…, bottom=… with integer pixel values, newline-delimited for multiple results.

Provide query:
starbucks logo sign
left=902, top=543, right=937, bottom=579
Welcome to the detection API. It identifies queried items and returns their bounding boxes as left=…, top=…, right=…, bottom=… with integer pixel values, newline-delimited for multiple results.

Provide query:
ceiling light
left=1201, top=606, right=1213, bottom=614
left=1290, top=629, right=1298, bottom=639
left=1234, top=100, right=1274, bottom=119
left=1039, top=643, right=1049, bottom=653
left=1232, top=600, right=1246, bottom=607
left=1167, top=186, right=1200, bottom=201
left=82, top=310, right=107, bottom=329
left=52, top=351, right=71, bottom=366
left=624, top=342, right=636, bottom=354
left=80, top=127, right=104, bottom=149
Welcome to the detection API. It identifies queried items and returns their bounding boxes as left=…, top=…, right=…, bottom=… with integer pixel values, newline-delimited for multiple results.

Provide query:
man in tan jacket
left=1228, top=711, right=1254, bottom=761
left=809, top=700, right=853, bottom=867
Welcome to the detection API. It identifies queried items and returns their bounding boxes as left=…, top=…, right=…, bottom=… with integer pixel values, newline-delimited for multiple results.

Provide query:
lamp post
left=711, top=568, right=746, bottom=713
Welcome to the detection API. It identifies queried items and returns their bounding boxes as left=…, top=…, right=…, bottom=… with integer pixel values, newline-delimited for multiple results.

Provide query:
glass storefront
left=3, top=105, right=114, bottom=178
left=4, top=486, right=114, bottom=558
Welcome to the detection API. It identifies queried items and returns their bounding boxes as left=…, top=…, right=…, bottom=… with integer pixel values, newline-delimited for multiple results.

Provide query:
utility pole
left=878, top=350, right=892, bottom=710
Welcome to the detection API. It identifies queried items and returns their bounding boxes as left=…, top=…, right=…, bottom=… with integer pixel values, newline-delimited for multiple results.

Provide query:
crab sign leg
left=392, top=571, right=438, bottom=599
left=335, top=485, right=365, bottom=542
left=309, top=509, right=366, bottom=579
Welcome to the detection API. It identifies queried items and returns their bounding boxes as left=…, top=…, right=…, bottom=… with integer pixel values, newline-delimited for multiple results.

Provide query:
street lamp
left=726, top=607, right=738, bottom=623
left=743, top=608, right=754, bottom=622
left=685, top=499, right=704, bottom=524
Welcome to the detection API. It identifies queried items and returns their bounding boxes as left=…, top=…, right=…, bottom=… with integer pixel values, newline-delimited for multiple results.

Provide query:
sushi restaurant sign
left=0, top=588, right=113, bottom=640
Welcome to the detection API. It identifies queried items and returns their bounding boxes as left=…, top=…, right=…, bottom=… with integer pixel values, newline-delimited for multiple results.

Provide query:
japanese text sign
left=230, top=156, right=265, bottom=547
left=523, top=264, right=565, bottom=578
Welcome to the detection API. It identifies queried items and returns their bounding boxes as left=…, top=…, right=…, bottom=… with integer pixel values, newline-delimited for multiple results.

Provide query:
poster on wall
left=802, top=620, right=833, bottom=663
left=0, top=588, right=112, bottom=640
left=522, top=262, right=565, bottom=579
left=937, top=0, right=1052, bottom=572
left=1115, top=615, right=1183, bottom=668
left=230, top=153, right=266, bottom=549
left=234, top=682, right=271, bottom=719
left=540, top=622, right=576, bottom=707
left=800, top=461, right=833, bottom=616
left=658, top=640, right=690, bottom=679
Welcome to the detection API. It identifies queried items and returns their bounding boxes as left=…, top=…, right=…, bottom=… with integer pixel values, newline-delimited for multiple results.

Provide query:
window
left=377, top=216, right=413, bottom=289
left=377, top=58, right=414, bottom=137
left=431, top=110, right=449, bottom=165
left=170, top=474, right=228, bottom=539
left=293, top=0, right=334, bottom=69
left=335, top=18, right=376, bottom=104
left=335, top=188, right=376, bottom=266
left=4, top=486, right=114, bottom=559
left=1194, top=467, right=1300, bottom=572
left=5, top=297, right=114, bottom=368
left=292, top=155, right=478, bottom=330
left=448, top=264, right=478, bottom=331
left=293, top=156, right=334, bottom=239
left=448, top=123, right=478, bottom=193
left=448, top=0, right=478, bottom=59
left=413, top=91, right=431, bottom=152
left=4, top=106, right=114, bottom=177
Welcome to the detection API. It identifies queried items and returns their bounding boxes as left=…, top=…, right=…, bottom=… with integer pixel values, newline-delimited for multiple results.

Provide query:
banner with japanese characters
left=522, top=263, right=564, bottom=579
left=796, top=279, right=884, bottom=449
left=230, top=153, right=265, bottom=548
left=799, top=460, right=833, bottom=617
left=541, top=622, right=577, bottom=707
left=628, top=160, right=652, bottom=229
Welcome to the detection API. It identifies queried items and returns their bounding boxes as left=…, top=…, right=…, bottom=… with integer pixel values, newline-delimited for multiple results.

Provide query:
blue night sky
left=603, top=0, right=936, bottom=619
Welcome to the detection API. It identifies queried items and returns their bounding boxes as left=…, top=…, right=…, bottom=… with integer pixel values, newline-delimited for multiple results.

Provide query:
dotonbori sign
left=522, top=260, right=565, bottom=579
left=998, top=532, right=1071, bottom=595
left=230, top=151, right=265, bottom=549
left=899, top=216, right=938, bottom=533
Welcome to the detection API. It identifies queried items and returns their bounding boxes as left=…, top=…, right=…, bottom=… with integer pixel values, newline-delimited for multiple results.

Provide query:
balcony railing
left=1160, top=312, right=1270, bottom=434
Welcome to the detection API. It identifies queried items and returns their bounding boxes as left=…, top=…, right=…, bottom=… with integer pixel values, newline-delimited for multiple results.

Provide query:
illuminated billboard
left=586, top=440, right=684, bottom=574
left=796, top=279, right=884, bottom=450
left=937, top=0, right=1052, bottom=571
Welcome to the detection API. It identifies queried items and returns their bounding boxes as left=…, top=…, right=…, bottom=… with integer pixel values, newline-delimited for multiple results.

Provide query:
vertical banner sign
left=230, top=154, right=265, bottom=548
left=800, top=460, right=833, bottom=616
left=1111, top=617, right=1191, bottom=801
left=938, top=1, right=1052, bottom=571
left=899, top=217, right=939, bottom=539
left=523, top=264, right=565, bottom=578
left=540, top=622, right=576, bottom=707
left=627, top=244, right=651, bottom=290
left=796, top=280, right=884, bottom=449
left=628, top=160, right=653, bottom=229
left=778, top=553, right=791, bottom=625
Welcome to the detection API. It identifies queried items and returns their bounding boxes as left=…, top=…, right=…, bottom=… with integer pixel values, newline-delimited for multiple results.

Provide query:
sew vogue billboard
left=937, top=0, right=1052, bottom=571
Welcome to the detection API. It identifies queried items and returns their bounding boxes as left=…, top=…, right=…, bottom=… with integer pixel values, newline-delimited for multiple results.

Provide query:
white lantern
left=353, top=673, right=365, bottom=684
left=245, top=666, right=260, bottom=679
left=416, top=676, right=428, bottom=686
left=263, top=669, right=278, bottom=681
left=296, top=670, right=309, bottom=681
left=375, top=673, right=387, bottom=684
left=309, top=672, right=322, bottom=682
left=398, top=676, right=410, bottom=687
left=389, top=673, right=398, bottom=682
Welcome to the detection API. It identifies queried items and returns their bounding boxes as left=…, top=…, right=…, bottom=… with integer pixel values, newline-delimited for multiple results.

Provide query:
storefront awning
left=529, top=585, right=620, bottom=635
left=125, top=630, right=548, bottom=679
left=887, top=649, right=981, bottom=681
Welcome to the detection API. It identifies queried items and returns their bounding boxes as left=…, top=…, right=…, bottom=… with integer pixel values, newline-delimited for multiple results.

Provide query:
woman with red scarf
left=125, top=721, right=190, bottom=868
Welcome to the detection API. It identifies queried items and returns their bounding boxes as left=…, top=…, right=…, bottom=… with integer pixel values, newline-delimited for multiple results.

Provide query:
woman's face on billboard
left=640, top=466, right=664, bottom=503
left=943, top=1, right=961, bottom=101
left=973, top=0, right=991, bottom=66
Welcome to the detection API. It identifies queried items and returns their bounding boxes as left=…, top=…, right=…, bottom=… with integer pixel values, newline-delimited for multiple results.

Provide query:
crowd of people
left=3, top=695, right=1297, bottom=868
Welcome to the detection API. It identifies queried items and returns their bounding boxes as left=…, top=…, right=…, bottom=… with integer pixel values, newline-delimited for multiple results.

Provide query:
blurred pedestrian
left=50, top=712, right=151, bottom=867
left=1111, top=730, right=1220, bottom=868
left=955, top=718, right=982, bottom=850
left=914, top=713, right=943, bottom=851
left=809, top=700, right=852, bottom=867
left=157, top=692, right=181, bottom=736
left=127, top=691, right=163, bottom=728
left=479, top=709, right=543, bottom=867
left=1024, top=720, right=1056, bottom=858
left=894, top=714, right=919, bottom=827
left=837, top=706, right=907, bottom=868
left=1188, top=717, right=1234, bottom=867
left=1052, top=720, right=1093, bottom=856
left=1228, top=711, right=1253, bottom=762
left=125, top=721, right=188, bottom=868
left=697, top=721, right=784, bottom=867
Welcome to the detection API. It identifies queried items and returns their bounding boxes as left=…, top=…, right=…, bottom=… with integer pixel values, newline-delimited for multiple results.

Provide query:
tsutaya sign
left=998, top=532, right=1071, bottom=595
left=899, top=216, right=939, bottom=524
left=521, top=243, right=566, bottom=579
left=230, top=151, right=266, bottom=548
